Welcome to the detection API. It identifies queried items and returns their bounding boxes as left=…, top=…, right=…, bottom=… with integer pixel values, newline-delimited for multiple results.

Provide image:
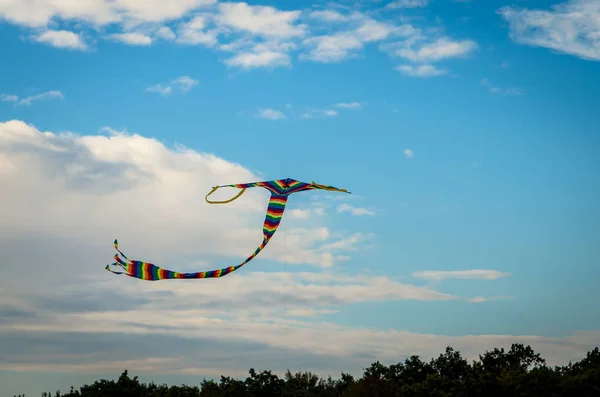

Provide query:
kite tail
left=106, top=237, right=272, bottom=280
left=106, top=192, right=291, bottom=280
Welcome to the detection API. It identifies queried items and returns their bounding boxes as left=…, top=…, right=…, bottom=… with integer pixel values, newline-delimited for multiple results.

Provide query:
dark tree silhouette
left=14, top=343, right=600, bottom=397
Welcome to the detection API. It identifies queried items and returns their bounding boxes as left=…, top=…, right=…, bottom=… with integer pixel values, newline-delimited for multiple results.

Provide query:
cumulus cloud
left=0, top=0, right=218, bottom=27
left=301, top=33, right=365, bottom=62
left=34, top=29, right=88, bottom=50
left=403, top=149, right=414, bottom=158
left=412, top=270, right=511, bottom=281
left=175, top=15, right=219, bottom=46
left=0, top=0, right=481, bottom=71
left=0, top=119, right=372, bottom=268
left=216, top=2, right=307, bottom=38
left=498, top=0, right=600, bottom=62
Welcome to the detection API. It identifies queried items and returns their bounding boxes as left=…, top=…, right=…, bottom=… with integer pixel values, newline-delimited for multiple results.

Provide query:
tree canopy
left=15, top=343, right=600, bottom=397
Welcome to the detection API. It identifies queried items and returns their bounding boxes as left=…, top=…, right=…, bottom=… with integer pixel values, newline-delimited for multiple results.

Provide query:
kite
left=105, top=178, right=350, bottom=280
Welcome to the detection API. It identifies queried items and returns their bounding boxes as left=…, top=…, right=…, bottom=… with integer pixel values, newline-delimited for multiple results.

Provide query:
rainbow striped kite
left=106, top=178, right=350, bottom=280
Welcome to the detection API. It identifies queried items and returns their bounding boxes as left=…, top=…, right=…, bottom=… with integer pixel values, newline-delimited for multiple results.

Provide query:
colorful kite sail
left=106, top=178, right=350, bottom=280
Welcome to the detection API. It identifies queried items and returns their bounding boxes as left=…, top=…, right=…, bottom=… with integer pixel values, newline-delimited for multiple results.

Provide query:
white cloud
left=309, top=10, right=353, bottom=22
left=145, top=84, right=172, bottom=95
left=299, top=108, right=340, bottom=119
left=34, top=30, right=87, bottom=50
left=11, top=91, right=65, bottom=106
left=145, top=76, right=199, bottom=95
left=337, top=204, right=375, bottom=216
left=302, top=13, right=399, bottom=63
left=216, top=2, right=306, bottom=38
left=109, top=32, right=153, bottom=46
left=175, top=15, right=219, bottom=46
left=156, top=26, right=176, bottom=40
left=0, top=94, right=18, bottom=102
left=0, top=1, right=480, bottom=72
left=225, top=50, right=291, bottom=69
left=396, top=64, right=447, bottom=77
left=481, top=78, right=525, bottom=96
left=355, top=19, right=397, bottom=42
left=395, top=37, right=478, bottom=63
left=0, top=0, right=218, bottom=28
left=403, top=149, right=414, bottom=158
left=333, top=102, right=364, bottom=109
left=498, top=0, right=600, bottom=62
left=387, top=0, right=430, bottom=9
left=302, top=33, right=364, bottom=62
left=0, top=119, right=367, bottom=271
left=412, top=270, right=511, bottom=281
left=469, top=296, right=514, bottom=303
left=171, top=76, right=199, bottom=91
left=257, top=108, right=286, bottom=120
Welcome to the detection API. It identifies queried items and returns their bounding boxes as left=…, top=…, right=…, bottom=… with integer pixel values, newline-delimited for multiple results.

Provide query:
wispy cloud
left=333, top=102, right=364, bottom=109
left=396, top=64, right=447, bottom=77
left=3, top=91, right=65, bottom=107
left=257, top=108, right=286, bottom=120
left=387, top=0, right=430, bottom=9
left=498, top=0, right=600, bottom=62
left=337, top=204, right=375, bottom=216
left=382, top=30, right=478, bottom=77
left=469, top=296, right=514, bottom=303
left=412, top=270, right=511, bottom=281
left=393, top=37, right=478, bottom=63
left=145, top=76, right=199, bottom=95
left=300, top=108, right=338, bottom=118
left=0, top=94, right=18, bottom=102
left=481, top=78, right=525, bottom=96
left=404, top=149, right=414, bottom=158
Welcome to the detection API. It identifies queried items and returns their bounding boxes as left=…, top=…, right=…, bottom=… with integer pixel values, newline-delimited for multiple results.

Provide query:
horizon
left=1, top=0, right=599, bottom=396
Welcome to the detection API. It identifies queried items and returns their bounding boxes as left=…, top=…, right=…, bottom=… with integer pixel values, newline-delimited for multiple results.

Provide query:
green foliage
left=14, top=344, right=600, bottom=397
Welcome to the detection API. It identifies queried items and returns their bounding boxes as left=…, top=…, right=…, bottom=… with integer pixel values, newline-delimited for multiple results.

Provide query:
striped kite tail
left=182, top=238, right=270, bottom=279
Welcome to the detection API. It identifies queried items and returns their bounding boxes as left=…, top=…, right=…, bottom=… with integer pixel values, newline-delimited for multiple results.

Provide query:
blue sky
left=1, top=0, right=599, bottom=395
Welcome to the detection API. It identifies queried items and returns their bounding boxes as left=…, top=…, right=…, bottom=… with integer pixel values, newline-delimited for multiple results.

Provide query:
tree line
left=15, top=343, right=600, bottom=397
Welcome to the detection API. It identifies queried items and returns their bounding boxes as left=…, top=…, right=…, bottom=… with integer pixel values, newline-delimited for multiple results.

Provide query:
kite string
left=284, top=226, right=288, bottom=378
